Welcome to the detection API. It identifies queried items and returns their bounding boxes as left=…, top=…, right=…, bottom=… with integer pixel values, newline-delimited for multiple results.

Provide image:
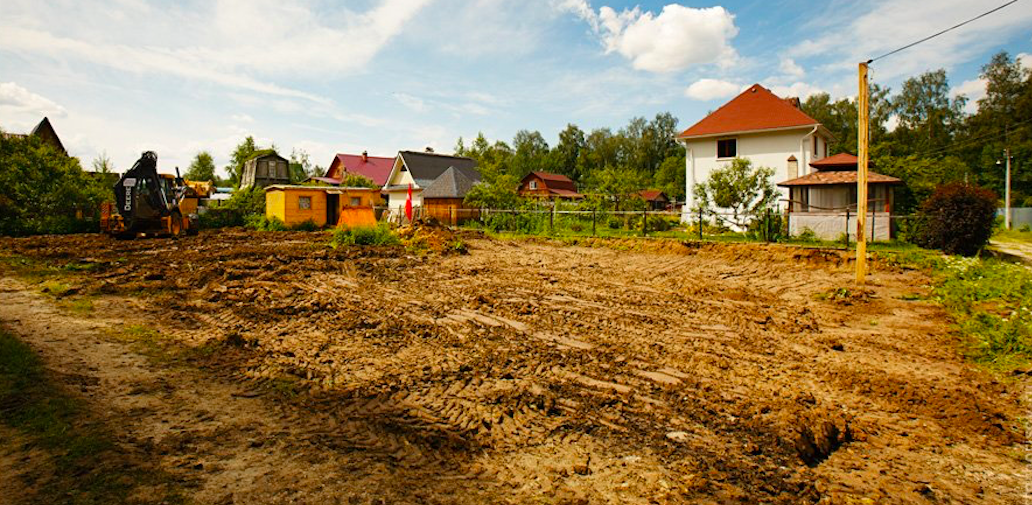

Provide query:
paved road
left=990, top=239, right=1032, bottom=265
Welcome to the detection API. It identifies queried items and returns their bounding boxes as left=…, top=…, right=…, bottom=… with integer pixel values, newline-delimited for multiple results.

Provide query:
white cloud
left=231, top=114, right=254, bottom=123
left=779, top=58, right=805, bottom=80
left=952, top=77, right=985, bottom=114
left=0, top=0, right=432, bottom=102
left=0, top=82, right=67, bottom=120
left=769, top=82, right=824, bottom=99
left=684, top=78, right=743, bottom=100
left=558, top=2, right=739, bottom=73
left=393, top=93, right=428, bottom=113
left=791, top=0, right=1032, bottom=82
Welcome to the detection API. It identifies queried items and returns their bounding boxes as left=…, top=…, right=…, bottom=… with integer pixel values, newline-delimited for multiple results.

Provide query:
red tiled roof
left=778, top=170, right=902, bottom=187
left=530, top=171, right=574, bottom=183
left=637, top=190, right=668, bottom=201
left=677, top=84, right=820, bottom=139
left=326, top=153, right=394, bottom=186
left=810, top=153, right=859, bottom=169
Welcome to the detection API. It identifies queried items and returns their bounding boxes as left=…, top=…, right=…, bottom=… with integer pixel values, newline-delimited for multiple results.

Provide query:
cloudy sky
left=1, top=0, right=1030, bottom=176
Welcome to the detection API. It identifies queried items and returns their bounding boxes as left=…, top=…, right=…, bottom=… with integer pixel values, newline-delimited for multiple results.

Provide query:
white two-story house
left=677, top=84, right=833, bottom=221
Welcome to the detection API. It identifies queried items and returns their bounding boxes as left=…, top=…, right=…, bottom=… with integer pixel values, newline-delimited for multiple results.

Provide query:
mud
left=0, top=229, right=1027, bottom=504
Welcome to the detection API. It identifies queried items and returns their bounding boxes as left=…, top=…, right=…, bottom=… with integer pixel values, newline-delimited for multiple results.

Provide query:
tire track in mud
left=1, top=230, right=1026, bottom=503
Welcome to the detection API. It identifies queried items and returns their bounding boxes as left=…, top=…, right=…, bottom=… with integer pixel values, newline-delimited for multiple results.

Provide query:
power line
left=911, top=120, right=1032, bottom=158
left=869, top=0, right=1020, bottom=63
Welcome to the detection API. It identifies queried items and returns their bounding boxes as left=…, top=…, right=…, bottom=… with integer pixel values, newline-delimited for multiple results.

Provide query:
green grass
left=876, top=249, right=1032, bottom=373
left=0, top=328, right=185, bottom=504
left=994, top=228, right=1032, bottom=244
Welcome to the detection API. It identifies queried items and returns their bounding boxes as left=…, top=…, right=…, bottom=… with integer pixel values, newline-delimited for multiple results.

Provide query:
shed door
left=326, top=194, right=339, bottom=227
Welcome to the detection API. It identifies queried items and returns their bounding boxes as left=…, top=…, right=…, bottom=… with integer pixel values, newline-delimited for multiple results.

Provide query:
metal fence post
left=549, top=202, right=554, bottom=232
left=592, top=209, right=596, bottom=236
left=698, top=207, right=703, bottom=241
left=642, top=207, right=647, bottom=237
left=845, top=209, right=850, bottom=249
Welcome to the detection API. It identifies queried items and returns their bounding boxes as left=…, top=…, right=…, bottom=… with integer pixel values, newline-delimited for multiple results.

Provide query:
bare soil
left=0, top=229, right=1027, bottom=504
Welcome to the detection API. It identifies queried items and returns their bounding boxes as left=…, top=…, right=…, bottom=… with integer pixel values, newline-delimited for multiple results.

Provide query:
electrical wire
left=869, top=0, right=1020, bottom=63
left=909, top=121, right=1031, bottom=158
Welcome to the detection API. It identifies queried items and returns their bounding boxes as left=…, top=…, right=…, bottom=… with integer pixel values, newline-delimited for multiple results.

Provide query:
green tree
left=0, top=132, right=107, bottom=235
left=874, top=154, right=971, bottom=213
left=226, top=136, right=258, bottom=187
left=289, top=148, right=318, bottom=183
left=693, top=157, right=777, bottom=229
left=888, top=69, right=966, bottom=154
left=586, top=165, right=648, bottom=210
left=802, top=84, right=891, bottom=155
left=653, top=153, right=686, bottom=201
left=91, top=152, right=114, bottom=173
left=550, top=124, right=586, bottom=180
left=184, top=151, right=216, bottom=181
left=511, top=130, right=550, bottom=178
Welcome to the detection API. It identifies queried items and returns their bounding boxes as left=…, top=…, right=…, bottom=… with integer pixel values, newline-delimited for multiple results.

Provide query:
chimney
left=425, top=146, right=435, bottom=153
left=362, top=150, right=368, bottom=162
left=785, top=97, right=801, bottom=109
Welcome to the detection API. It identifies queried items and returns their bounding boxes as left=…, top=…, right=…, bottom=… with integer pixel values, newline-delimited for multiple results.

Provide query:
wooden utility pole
left=856, top=61, right=870, bottom=284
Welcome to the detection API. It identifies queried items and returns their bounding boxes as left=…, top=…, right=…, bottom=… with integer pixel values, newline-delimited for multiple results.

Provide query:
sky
left=1, top=0, right=1031, bottom=177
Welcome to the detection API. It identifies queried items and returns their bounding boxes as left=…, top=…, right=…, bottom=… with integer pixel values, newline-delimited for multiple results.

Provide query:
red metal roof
left=810, top=153, right=859, bottom=169
left=778, top=170, right=901, bottom=187
left=548, top=188, right=583, bottom=198
left=677, top=84, right=820, bottom=139
left=325, top=153, right=395, bottom=186
left=524, top=171, right=577, bottom=192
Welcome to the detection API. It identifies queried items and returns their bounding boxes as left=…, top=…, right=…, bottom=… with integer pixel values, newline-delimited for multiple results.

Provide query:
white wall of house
left=681, top=127, right=828, bottom=221
left=789, top=212, right=891, bottom=241
left=382, top=157, right=423, bottom=210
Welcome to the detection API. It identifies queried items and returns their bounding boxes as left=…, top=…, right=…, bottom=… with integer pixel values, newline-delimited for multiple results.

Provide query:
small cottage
left=778, top=153, right=902, bottom=240
left=637, top=190, right=670, bottom=210
left=265, top=186, right=381, bottom=228
left=241, top=150, right=290, bottom=189
left=381, top=150, right=480, bottom=214
left=2, top=117, right=67, bottom=155
left=422, top=166, right=481, bottom=225
left=518, top=172, right=583, bottom=200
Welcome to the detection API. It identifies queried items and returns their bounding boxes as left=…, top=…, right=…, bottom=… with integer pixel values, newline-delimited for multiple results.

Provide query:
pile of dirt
left=0, top=231, right=1026, bottom=503
left=396, top=221, right=465, bottom=254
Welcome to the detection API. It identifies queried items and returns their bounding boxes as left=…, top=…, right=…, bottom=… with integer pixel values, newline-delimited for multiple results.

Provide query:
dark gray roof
left=422, top=166, right=480, bottom=199
left=399, top=151, right=478, bottom=182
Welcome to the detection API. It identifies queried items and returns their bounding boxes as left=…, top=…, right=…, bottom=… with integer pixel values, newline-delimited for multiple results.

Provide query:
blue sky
left=1, top=0, right=1030, bottom=176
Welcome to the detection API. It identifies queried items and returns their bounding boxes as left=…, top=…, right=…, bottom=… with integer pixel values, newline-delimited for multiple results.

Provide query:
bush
left=291, top=219, right=319, bottom=232
left=244, top=214, right=288, bottom=231
left=647, top=215, right=674, bottom=232
left=796, top=227, right=819, bottom=243
left=607, top=217, right=622, bottom=229
left=198, top=208, right=242, bottom=228
left=224, top=186, right=266, bottom=220
left=913, top=183, right=997, bottom=256
left=330, top=225, right=400, bottom=247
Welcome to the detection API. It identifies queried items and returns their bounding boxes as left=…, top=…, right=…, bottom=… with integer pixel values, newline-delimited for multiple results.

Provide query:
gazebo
left=778, top=153, right=902, bottom=240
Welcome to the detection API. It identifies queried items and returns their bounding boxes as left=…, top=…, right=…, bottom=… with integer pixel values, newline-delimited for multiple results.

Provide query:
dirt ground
left=0, top=229, right=1027, bottom=504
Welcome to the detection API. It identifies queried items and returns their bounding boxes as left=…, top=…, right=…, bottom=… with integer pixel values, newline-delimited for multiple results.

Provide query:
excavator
left=100, top=151, right=198, bottom=238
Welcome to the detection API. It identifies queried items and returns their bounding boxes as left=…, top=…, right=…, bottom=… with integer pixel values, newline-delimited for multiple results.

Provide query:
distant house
left=240, top=150, right=290, bottom=189
left=676, top=84, right=834, bottom=219
left=312, top=151, right=394, bottom=187
left=637, top=190, right=670, bottom=210
left=1, top=117, right=67, bottom=155
left=381, top=150, right=480, bottom=215
left=518, top=172, right=583, bottom=200
left=778, top=153, right=902, bottom=240
left=422, top=167, right=481, bottom=225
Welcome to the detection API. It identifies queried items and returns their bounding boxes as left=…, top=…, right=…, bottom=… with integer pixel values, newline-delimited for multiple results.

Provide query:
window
left=717, top=139, right=736, bottom=158
left=813, top=136, right=818, bottom=157
left=350, top=197, right=361, bottom=206
left=529, top=180, right=539, bottom=190
left=298, top=196, right=312, bottom=210
left=823, top=141, right=828, bottom=158
left=257, top=162, right=266, bottom=177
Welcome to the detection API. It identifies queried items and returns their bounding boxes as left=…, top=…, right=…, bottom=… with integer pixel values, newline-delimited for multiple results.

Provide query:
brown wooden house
left=1, top=117, right=67, bottom=155
left=240, top=150, right=290, bottom=189
left=518, top=171, right=582, bottom=200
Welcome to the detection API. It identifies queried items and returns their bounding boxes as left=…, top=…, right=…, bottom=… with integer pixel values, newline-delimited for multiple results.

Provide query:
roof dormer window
left=717, top=138, right=736, bottom=159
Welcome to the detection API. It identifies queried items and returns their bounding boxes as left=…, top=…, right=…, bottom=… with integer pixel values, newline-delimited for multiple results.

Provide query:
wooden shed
left=241, top=150, right=290, bottom=188
left=518, top=172, right=583, bottom=200
left=422, top=166, right=480, bottom=225
left=265, top=186, right=381, bottom=228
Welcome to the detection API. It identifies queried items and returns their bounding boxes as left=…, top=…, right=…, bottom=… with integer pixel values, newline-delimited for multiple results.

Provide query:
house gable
left=677, top=84, right=821, bottom=139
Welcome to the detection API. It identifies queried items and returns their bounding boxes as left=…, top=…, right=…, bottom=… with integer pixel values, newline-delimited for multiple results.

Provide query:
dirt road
left=0, top=230, right=1027, bottom=503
